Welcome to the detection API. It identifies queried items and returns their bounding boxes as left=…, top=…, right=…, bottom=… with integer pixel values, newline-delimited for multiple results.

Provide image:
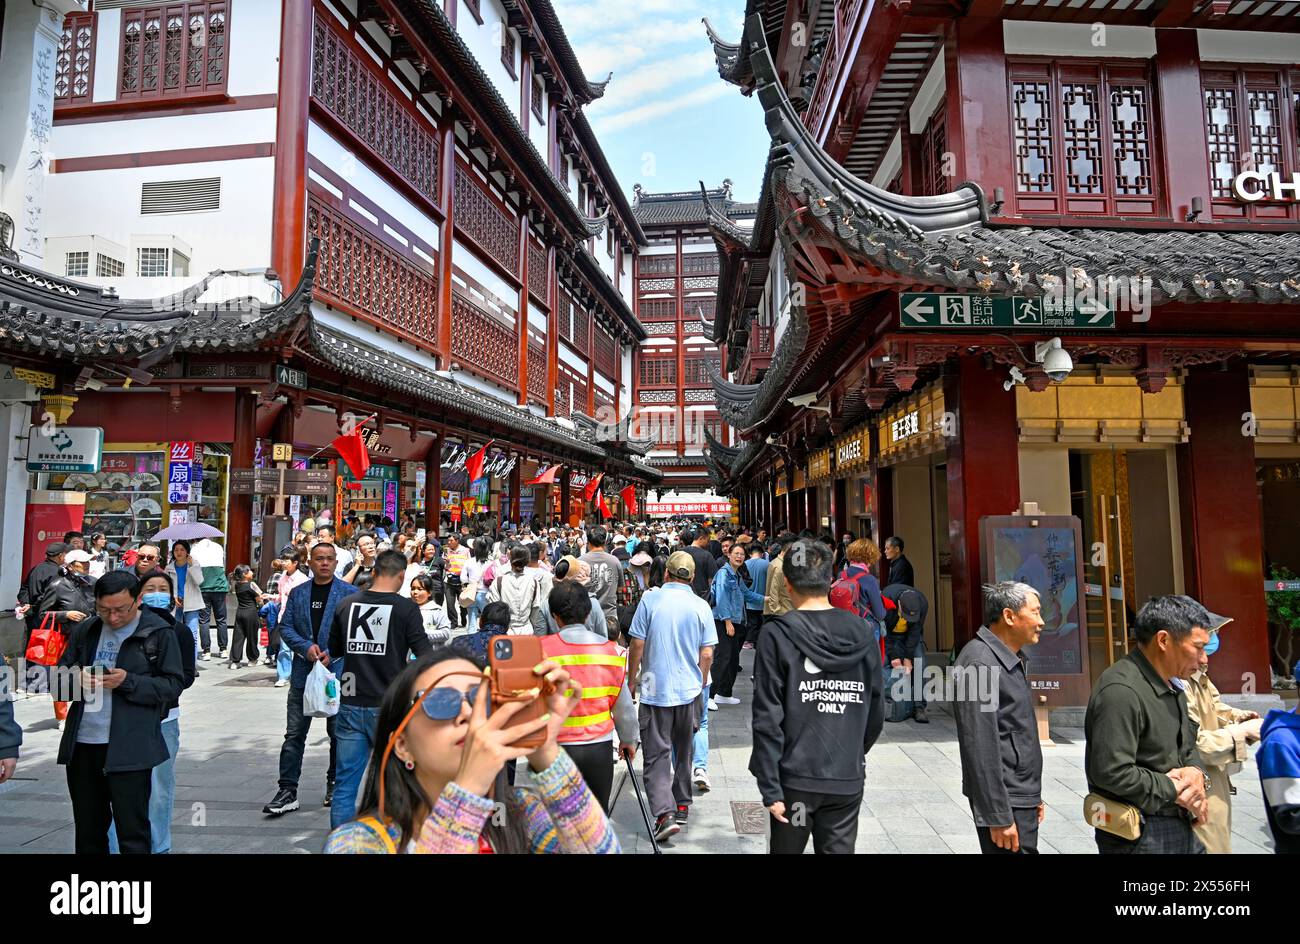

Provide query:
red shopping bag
left=259, top=626, right=269, bottom=647
left=25, top=613, right=67, bottom=667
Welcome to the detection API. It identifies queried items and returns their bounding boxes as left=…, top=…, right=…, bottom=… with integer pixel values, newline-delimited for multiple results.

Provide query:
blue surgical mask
left=1204, top=632, right=1220, bottom=656
left=142, top=591, right=172, bottom=610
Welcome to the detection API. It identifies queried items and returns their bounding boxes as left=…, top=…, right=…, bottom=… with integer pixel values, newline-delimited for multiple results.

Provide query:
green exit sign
left=899, top=293, right=1114, bottom=330
left=275, top=364, right=308, bottom=389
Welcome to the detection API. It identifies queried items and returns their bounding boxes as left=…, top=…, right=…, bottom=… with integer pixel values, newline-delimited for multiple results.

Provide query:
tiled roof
left=633, top=186, right=758, bottom=226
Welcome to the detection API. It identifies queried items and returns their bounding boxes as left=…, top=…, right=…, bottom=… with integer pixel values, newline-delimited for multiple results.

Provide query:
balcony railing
left=739, top=324, right=774, bottom=383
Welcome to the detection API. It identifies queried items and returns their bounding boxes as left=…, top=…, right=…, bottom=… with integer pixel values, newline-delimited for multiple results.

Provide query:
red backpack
left=829, top=567, right=865, bottom=617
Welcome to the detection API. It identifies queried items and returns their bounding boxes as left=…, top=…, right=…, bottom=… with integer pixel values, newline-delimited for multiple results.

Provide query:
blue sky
left=552, top=0, right=770, bottom=205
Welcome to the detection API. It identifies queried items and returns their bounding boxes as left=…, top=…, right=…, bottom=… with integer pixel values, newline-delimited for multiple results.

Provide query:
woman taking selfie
left=324, top=647, right=619, bottom=854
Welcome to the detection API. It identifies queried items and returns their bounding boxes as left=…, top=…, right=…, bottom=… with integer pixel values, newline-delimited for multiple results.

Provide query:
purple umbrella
left=151, top=522, right=225, bottom=542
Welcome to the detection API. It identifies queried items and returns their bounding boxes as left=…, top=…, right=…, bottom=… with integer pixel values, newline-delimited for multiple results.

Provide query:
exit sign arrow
left=903, top=296, right=933, bottom=324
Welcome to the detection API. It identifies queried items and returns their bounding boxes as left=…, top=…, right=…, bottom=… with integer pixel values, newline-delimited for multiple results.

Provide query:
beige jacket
left=763, top=552, right=792, bottom=617
left=1186, top=670, right=1257, bottom=854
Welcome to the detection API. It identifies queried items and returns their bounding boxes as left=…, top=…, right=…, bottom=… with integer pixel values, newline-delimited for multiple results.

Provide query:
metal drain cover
left=730, top=801, right=767, bottom=834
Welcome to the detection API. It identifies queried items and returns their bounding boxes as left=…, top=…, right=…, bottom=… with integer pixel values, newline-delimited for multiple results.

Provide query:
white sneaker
left=57, top=720, right=65, bottom=731
left=707, top=698, right=718, bottom=711
left=692, top=767, right=711, bottom=792
left=274, top=679, right=289, bottom=688
left=714, top=695, right=741, bottom=705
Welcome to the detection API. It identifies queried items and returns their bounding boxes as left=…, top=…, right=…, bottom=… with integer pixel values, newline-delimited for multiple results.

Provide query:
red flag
left=465, top=440, right=493, bottom=483
left=582, top=471, right=604, bottom=502
left=597, top=490, right=612, bottom=519
left=331, top=428, right=371, bottom=480
left=620, top=485, right=637, bottom=517
left=526, top=464, right=561, bottom=486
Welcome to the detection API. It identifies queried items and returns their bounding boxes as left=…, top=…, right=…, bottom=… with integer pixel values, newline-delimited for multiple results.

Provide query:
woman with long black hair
left=324, top=647, right=619, bottom=854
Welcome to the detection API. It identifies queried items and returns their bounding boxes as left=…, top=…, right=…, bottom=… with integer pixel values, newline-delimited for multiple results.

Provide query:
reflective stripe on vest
left=541, top=635, right=626, bottom=743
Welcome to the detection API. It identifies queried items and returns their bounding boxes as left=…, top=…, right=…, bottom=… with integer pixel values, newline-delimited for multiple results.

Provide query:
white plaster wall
left=227, top=0, right=282, bottom=96
left=458, top=0, right=521, bottom=126
left=1002, top=21, right=1155, bottom=60
left=909, top=47, right=946, bottom=135
left=872, top=132, right=902, bottom=189
left=55, top=106, right=277, bottom=158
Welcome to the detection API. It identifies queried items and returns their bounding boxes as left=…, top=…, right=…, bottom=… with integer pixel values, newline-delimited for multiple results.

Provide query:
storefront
left=808, top=448, right=833, bottom=533
left=832, top=424, right=873, bottom=538
left=875, top=381, right=952, bottom=651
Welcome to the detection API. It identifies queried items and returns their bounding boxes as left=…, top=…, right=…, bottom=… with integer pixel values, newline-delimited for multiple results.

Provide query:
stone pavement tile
left=941, top=832, right=983, bottom=855
left=893, top=834, right=950, bottom=853
left=880, top=815, right=939, bottom=838
left=1045, top=835, right=1099, bottom=854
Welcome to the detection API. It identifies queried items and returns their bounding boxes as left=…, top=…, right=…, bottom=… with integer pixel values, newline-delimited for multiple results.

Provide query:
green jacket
left=1084, top=648, right=1199, bottom=816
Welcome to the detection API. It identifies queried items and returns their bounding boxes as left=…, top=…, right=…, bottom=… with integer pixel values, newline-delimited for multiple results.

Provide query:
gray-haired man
left=953, top=581, right=1046, bottom=853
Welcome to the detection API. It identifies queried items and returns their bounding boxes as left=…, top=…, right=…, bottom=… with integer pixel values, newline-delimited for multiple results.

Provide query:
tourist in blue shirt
left=743, top=544, right=770, bottom=649
left=626, top=551, right=717, bottom=841
left=711, top=544, right=765, bottom=706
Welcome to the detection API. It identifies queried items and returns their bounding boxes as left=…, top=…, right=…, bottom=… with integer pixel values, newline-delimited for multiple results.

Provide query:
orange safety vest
left=540, top=633, right=627, bottom=744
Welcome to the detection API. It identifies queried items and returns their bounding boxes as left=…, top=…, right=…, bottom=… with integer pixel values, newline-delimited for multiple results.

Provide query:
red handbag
left=25, top=612, right=68, bottom=667
left=259, top=626, right=269, bottom=647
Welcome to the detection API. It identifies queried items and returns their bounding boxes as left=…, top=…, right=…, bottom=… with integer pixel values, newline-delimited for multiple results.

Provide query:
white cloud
left=591, top=82, right=734, bottom=133
left=588, top=50, right=718, bottom=113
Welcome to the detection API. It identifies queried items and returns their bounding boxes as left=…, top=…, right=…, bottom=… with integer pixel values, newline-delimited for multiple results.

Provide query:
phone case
left=488, top=635, right=550, bottom=749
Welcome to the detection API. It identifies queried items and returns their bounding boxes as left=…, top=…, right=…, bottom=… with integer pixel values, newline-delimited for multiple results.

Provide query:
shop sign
left=449, top=504, right=462, bottom=523
left=1233, top=170, right=1300, bottom=203
left=274, top=364, right=308, bottom=389
left=834, top=426, right=872, bottom=474
left=169, top=441, right=196, bottom=464
left=271, top=443, right=293, bottom=462
left=890, top=410, right=920, bottom=444
left=384, top=480, right=398, bottom=521
left=1267, top=580, right=1300, bottom=592
left=808, top=449, right=832, bottom=482
left=27, top=425, right=104, bottom=473
left=440, top=443, right=516, bottom=478
left=792, top=468, right=805, bottom=491
left=899, top=292, right=1113, bottom=330
left=645, top=501, right=733, bottom=516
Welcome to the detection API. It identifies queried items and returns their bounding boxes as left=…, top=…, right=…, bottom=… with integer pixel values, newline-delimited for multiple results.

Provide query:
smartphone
left=488, top=635, right=550, bottom=749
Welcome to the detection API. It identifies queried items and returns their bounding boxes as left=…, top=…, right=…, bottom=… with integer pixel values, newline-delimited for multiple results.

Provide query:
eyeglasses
left=96, top=602, right=137, bottom=619
left=411, top=683, right=481, bottom=721
left=137, top=553, right=159, bottom=561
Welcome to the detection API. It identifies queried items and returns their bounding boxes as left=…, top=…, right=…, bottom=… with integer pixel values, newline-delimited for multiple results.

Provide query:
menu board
left=48, top=451, right=165, bottom=547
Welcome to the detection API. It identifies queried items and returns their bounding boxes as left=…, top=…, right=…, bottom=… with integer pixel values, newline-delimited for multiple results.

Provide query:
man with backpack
left=882, top=584, right=929, bottom=723
left=751, top=539, right=885, bottom=853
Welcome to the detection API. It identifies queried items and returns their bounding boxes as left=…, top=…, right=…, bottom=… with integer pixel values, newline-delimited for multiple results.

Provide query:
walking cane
left=624, top=754, right=661, bottom=854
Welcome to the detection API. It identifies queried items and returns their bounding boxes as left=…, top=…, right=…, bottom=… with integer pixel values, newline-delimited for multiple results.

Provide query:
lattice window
left=558, top=289, right=573, bottom=342
left=638, top=389, right=674, bottom=404
left=1012, top=80, right=1054, bottom=193
left=594, top=325, right=617, bottom=379
left=455, top=165, right=519, bottom=272
left=643, top=321, right=676, bottom=336
left=451, top=291, right=519, bottom=388
left=306, top=193, right=439, bottom=346
left=683, top=355, right=719, bottom=385
left=311, top=13, right=439, bottom=203
left=55, top=12, right=96, bottom=105
left=639, top=298, right=676, bottom=320
left=528, top=241, right=548, bottom=302
left=692, top=297, right=716, bottom=320
left=1202, top=67, right=1299, bottom=220
left=136, top=247, right=169, bottom=277
left=531, top=79, right=544, bottom=122
left=65, top=252, right=89, bottom=278
left=527, top=340, right=547, bottom=405
left=682, top=276, right=717, bottom=291
left=500, top=22, right=516, bottom=79
left=119, top=2, right=227, bottom=101
left=1010, top=60, right=1158, bottom=216
left=638, top=277, right=674, bottom=291
left=96, top=254, right=125, bottom=277
left=684, top=388, right=714, bottom=403
left=572, top=303, right=590, bottom=353
left=920, top=100, right=948, bottom=196
left=682, top=253, right=719, bottom=274
left=639, top=357, right=676, bottom=387
left=639, top=256, right=676, bottom=275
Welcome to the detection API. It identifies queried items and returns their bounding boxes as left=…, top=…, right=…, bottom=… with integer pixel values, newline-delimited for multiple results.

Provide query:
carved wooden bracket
left=1136, top=346, right=1169, bottom=394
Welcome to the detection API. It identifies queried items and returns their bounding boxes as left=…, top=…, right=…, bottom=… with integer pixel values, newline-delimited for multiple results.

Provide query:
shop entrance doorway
left=1070, top=446, right=1183, bottom=686
left=1256, top=448, right=1300, bottom=681
left=889, top=454, right=953, bottom=652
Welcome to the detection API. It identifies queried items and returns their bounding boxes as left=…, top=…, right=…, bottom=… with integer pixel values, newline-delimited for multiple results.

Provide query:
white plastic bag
left=303, top=661, right=340, bottom=718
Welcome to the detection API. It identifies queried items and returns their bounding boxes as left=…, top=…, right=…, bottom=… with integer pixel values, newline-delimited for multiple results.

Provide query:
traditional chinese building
left=702, top=5, right=1300, bottom=698
left=0, top=0, right=658, bottom=599
left=631, top=182, right=754, bottom=514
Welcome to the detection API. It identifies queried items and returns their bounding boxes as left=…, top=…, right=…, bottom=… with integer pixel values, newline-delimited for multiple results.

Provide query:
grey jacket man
left=953, top=626, right=1043, bottom=827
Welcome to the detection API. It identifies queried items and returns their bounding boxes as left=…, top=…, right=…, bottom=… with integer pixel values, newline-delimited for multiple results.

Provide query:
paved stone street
left=1, top=648, right=1282, bottom=854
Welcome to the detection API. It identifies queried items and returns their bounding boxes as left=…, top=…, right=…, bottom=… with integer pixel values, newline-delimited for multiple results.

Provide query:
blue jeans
left=331, top=704, right=381, bottom=829
left=108, top=718, right=180, bottom=853
left=276, top=641, right=293, bottom=681
left=467, top=590, right=489, bottom=633
left=174, top=609, right=201, bottom=658
left=692, top=684, right=709, bottom=770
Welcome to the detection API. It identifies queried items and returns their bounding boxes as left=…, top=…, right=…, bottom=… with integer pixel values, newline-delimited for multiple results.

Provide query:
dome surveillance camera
left=1033, top=337, right=1073, bottom=383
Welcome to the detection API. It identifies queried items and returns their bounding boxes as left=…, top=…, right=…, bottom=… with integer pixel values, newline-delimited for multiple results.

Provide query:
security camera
left=1003, top=365, right=1026, bottom=392
left=1033, top=337, right=1073, bottom=383
left=787, top=392, right=821, bottom=409
left=765, top=434, right=780, bottom=445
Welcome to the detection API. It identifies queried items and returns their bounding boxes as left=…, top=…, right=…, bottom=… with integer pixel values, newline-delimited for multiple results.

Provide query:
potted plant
left=1266, top=566, right=1300, bottom=691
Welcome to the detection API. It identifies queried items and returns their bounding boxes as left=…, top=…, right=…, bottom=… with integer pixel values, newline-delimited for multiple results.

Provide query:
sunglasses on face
left=138, top=554, right=159, bottom=561
left=412, top=683, right=481, bottom=721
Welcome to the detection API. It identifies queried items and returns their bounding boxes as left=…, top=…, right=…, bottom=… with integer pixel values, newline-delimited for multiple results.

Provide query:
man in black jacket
left=750, top=539, right=885, bottom=854
left=53, top=570, right=185, bottom=854
left=15, top=542, right=68, bottom=664
left=883, top=536, right=914, bottom=588
left=953, top=581, right=1046, bottom=853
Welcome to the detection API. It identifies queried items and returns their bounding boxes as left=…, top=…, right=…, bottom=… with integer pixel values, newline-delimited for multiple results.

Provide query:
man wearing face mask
left=1179, top=613, right=1264, bottom=854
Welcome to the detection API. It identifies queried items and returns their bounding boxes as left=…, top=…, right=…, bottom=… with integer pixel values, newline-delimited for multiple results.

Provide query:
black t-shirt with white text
left=309, top=580, right=331, bottom=637
left=327, top=590, right=432, bottom=707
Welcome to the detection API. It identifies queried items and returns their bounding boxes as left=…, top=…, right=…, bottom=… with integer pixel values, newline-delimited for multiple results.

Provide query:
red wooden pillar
left=546, top=246, right=558, bottom=417
left=1155, top=29, right=1213, bottom=224
left=945, top=355, right=1020, bottom=648
left=675, top=233, right=685, bottom=455
left=426, top=432, right=442, bottom=537
left=874, top=458, right=895, bottom=584
left=806, top=485, right=818, bottom=533
left=508, top=454, right=522, bottom=526
left=270, top=0, right=313, bottom=285
left=229, top=390, right=258, bottom=567
left=516, top=213, right=530, bottom=405
left=1177, top=364, right=1271, bottom=694
left=559, top=472, right=571, bottom=528
left=437, top=106, right=457, bottom=361
left=944, top=16, right=1013, bottom=208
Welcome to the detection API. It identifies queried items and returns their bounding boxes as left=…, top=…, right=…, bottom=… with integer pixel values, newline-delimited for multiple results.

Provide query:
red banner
left=620, top=485, right=638, bottom=517
left=645, top=501, right=732, bottom=516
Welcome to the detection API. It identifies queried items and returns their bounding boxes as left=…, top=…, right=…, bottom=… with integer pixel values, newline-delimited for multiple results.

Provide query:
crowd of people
left=3, top=515, right=1298, bottom=856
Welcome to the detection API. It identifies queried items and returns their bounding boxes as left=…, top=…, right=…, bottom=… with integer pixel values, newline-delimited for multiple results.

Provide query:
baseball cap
left=65, top=549, right=93, bottom=564
left=895, top=588, right=925, bottom=623
left=46, top=541, right=69, bottom=557
left=666, top=550, right=696, bottom=580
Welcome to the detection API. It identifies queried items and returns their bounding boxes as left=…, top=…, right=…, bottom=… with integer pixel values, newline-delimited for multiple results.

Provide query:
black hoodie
left=749, top=606, right=884, bottom=804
